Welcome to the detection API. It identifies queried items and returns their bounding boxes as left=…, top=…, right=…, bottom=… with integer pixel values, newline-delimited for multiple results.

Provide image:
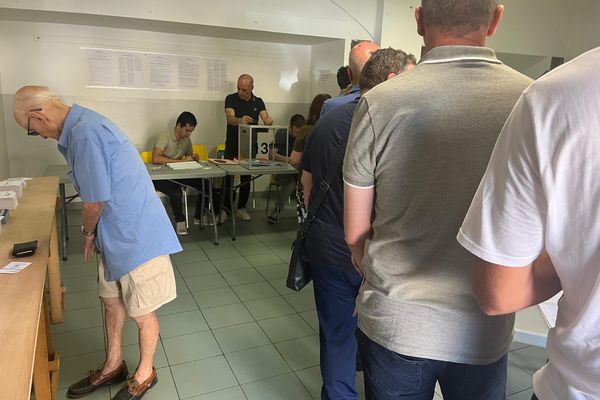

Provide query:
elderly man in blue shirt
left=13, top=86, right=182, bottom=400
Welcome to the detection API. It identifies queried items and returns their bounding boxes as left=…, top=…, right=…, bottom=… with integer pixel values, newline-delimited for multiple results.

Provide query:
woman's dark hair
left=336, top=66, right=351, bottom=90
left=306, top=93, right=332, bottom=126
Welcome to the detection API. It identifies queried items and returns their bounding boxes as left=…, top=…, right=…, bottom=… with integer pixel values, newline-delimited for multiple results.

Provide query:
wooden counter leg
left=44, top=293, right=60, bottom=400
left=33, top=301, right=52, bottom=400
left=48, top=215, right=64, bottom=323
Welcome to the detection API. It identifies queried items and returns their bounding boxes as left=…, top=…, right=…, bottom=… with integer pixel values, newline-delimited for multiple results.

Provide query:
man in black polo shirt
left=223, top=73, right=273, bottom=221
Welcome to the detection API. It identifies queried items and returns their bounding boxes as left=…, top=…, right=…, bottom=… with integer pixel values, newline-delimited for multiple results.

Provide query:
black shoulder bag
left=286, top=139, right=348, bottom=291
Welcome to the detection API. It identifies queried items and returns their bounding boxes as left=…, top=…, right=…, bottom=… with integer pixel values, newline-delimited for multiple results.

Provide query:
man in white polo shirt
left=458, top=46, right=600, bottom=400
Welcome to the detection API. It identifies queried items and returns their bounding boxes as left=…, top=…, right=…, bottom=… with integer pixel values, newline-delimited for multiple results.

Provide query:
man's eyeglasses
left=27, top=108, right=42, bottom=136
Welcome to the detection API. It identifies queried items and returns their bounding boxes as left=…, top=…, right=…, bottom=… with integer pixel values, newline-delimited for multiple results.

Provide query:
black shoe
left=67, top=361, right=129, bottom=398
left=111, top=368, right=158, bottom=400
left=268, top=209, right=279, bottom=224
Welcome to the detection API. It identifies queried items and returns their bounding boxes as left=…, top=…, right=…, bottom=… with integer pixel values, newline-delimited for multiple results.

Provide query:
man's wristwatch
left=80, top=225, right=96, bottom=236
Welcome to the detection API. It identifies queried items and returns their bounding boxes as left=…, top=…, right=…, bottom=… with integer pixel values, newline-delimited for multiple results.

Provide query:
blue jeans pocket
left=369, top=349, right=424, bottom=396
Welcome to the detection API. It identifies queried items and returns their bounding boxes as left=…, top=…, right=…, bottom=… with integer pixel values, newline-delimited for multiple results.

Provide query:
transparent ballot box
left=238, top=125, right=290, bottom=169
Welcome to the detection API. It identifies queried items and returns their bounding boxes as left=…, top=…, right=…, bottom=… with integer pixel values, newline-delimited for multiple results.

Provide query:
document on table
left=167, top=161, right=202, bottom=170
left=0, top=262, right=32, bottom=274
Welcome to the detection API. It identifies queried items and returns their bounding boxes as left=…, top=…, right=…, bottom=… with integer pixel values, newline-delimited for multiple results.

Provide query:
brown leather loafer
left=67, top=361, right=129, bottom=398
left=112, top=367, right=158, bottom=400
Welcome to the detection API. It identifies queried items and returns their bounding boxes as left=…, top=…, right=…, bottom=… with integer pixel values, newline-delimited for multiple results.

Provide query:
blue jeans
left=311, top=263, right=362, bottom=400
left=356, top=329, right=507, bottom=400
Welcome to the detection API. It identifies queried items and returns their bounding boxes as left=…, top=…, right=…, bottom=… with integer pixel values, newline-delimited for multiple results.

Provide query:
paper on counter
left=0, top=261, right=32, bottom=274
left=0, top=181, right=23, bottom=197
left=0, top=191, right=18, bottom=209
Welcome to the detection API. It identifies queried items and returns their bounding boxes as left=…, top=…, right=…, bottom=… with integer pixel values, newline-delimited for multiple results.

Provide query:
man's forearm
left=473, top=250, right=562, bottom=315
left=82, top=202, right=104, bottom=234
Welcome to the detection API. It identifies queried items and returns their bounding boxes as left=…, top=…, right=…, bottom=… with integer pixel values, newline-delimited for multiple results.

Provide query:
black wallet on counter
left=11, top=240, right=38, bottom=257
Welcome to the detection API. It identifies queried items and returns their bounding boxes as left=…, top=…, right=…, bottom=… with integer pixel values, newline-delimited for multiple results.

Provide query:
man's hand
left=182, top=155, right=195, bottom=162
left=351, top=255, right=365, bottom=278
left=83, top=234, right=97, bottom=263
left=240, top=115, right=253, bottom=124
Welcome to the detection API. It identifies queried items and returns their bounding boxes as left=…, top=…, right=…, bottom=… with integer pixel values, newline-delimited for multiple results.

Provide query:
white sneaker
left=176, top=221, right=188, bottom=235
left=236, top=207, right=251, bottom=221
left=202, top=214, right=214, bottom=226
left=193, top=217, right=201, bottom=225
left=219, top=209, right=228, bottom=224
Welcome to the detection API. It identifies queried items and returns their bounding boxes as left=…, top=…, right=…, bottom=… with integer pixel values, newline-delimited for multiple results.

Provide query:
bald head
left=13, top=85, right=70, bottom=140
left=348, top=41, right=380, bottom=85
left=237, top=74, right=255, bottom=101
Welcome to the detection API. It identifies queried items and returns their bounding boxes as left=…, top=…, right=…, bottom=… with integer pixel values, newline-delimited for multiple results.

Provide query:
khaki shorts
left=98, top=255, right=177, bottom=317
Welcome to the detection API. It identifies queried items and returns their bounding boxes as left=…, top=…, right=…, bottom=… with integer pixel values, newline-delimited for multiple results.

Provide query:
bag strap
left=298, top=134, right=348, bottom=238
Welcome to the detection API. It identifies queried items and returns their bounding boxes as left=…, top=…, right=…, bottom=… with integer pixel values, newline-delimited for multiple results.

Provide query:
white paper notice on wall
left=118, top=52, right=144, bottom=88
left=207, top=60, right=228, bottom=91
left=319, top=70, right=330, bottom=87
left=87, top=49, right=115, bottom=86
left=148, top=54, right=175, bottom=89
left=178, top=57, right=200, bottom=89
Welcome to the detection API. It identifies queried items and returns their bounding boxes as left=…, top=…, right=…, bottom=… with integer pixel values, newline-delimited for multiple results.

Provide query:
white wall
left=496, top=53, right=552, bottom=79
left=0, top=72, right=8, bottom=179
left=1, top=0, right=599, bottom=181
left=310, top=40, right=346, bottom=98
left=0, top=0, right=382, bottom=43
left=566, top=0, right=600, bottom=60
left=380, top=0, right=586, bottom=61
left=0, top=20, right=316, bottom=178
left=380, top=0, right=422, bottom=59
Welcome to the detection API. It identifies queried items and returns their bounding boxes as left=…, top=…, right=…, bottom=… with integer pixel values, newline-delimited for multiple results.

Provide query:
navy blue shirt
left=301, top=100, right=358, bottom=271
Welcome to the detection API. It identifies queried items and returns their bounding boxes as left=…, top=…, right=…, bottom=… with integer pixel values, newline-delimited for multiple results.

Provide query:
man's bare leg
left=101, top=296, right=127, bottom=374
left=130, top=311, right=159, bottom=382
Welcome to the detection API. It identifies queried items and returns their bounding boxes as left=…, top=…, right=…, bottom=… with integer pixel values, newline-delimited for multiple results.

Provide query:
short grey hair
left=359, top=48, right=417, bottom=92
left=13, top=85, right=60, bottom=120
left=421, top=0, right=499, bottom=35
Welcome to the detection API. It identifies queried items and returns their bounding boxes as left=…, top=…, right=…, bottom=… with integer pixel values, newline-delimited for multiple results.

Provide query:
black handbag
left=286, top=234, right=311, bottom=291
left=286, top=136, right=349, bottom=291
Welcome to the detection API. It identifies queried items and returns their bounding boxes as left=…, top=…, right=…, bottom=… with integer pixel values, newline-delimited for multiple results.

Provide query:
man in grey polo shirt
left=343, top=1, right=532, bottom=399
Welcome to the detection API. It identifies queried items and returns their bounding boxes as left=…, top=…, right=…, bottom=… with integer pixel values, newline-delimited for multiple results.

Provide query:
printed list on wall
left=85, top=48, right=227, bottom=91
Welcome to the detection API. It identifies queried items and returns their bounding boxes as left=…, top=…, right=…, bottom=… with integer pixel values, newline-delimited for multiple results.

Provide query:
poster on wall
left=178, top=57, right=200, bottom=89
left=118, top=52, right=144, bottom=88
left=207, top=59, right=228, bottom=91
left=86, top=49, right=115, bottom=86
left=148, top=54, right=174, bottom=89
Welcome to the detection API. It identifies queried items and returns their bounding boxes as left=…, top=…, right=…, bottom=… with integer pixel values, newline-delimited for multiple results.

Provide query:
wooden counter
left=0, top=176, right=63, bottom=400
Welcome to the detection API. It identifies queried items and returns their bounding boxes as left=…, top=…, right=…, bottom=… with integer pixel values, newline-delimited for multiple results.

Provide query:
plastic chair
left=140, top=151, right=188, bottom=226
left=140, top=151, right=152, bottom=164
left=193, top=144, right=209, bottom=161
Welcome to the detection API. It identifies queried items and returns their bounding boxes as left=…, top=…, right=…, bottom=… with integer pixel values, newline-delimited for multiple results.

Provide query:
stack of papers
left=167, top=161, right=202, bottom=170
left=0, top=191, right=18, bottom=209
left=0, top=180, right=24, bottom=197
left=5, top=177, right=29, bottom=188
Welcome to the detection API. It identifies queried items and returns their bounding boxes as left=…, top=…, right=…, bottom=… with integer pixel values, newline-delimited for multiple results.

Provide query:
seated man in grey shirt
left=152, top=111, right=210, bottom=235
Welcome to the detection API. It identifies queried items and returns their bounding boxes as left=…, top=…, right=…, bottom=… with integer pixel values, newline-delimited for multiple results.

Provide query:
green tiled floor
left=51, top=200, right=546, bottom=399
